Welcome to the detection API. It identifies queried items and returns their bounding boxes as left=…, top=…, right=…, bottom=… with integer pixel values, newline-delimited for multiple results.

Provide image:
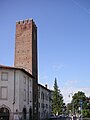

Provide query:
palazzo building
left=38, top=84, right=53, bottom=120
left=0, top=65, right=33, bottom=120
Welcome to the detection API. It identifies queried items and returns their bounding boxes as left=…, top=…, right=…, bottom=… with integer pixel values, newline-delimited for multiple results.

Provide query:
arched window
left=23, top=108, right=27, bottom=119
left=0, top=107, right=9, bottom=120
left=29, top=107, right=32, bottom=120
left=41, top=92, right=44, bottom=100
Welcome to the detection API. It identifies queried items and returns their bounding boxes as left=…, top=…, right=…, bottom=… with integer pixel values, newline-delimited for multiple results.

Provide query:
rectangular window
left=1, top=72, right=8, bottom=81
left=41, top=103, right=44, bottom=108
left=1, top=86, right=8, bottom=100
left=24, top=76, right=26, bottom=84
left=24, top=89, right=26, bottom=101
left=27, top=77, right=29, bottom=104
left=38, top=102, right=40, bottom=108
left=46, top=104, right=48, bottom=109
left=38, top=91, right=40, bottom=99
left=30, top=91, right=32, bottom=102
left=29, top=78, right=32, bottom=87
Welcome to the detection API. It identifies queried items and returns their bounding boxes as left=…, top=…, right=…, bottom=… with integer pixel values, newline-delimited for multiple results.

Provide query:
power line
left=71, top=0, right=90, bottom=14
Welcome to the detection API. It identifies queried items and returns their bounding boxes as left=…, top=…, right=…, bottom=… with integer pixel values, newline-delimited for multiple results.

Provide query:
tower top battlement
left=16, top=18, right=37, bottom=28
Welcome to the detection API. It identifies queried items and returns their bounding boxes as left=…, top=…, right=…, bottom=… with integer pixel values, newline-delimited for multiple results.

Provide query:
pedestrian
left=14, top=110, right=19, bottom=120
left=71, top=115, right=73, bottom=120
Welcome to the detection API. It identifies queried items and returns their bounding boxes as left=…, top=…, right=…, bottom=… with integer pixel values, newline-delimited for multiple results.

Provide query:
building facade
left=0, top=65, right=33, bottom=120
left=14, top=19, right=38, bottom=120
left=38, top=84, right=53, bottom=120
left=0, top=19, right=53, bottom=120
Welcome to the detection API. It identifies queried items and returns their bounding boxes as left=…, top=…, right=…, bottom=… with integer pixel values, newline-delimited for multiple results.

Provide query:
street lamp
left=68, top=93, right=75, bottom=118
left=80, top=100, right=83, bottom=120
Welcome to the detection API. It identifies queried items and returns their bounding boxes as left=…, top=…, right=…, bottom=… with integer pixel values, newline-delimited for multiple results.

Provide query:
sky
left=0, top=0, right=90, bottom=103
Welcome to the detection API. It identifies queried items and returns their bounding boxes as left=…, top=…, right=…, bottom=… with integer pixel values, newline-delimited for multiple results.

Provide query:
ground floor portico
left=0, top=105, right=11, bottom=120
left=0, top=104, right=33, bottom=120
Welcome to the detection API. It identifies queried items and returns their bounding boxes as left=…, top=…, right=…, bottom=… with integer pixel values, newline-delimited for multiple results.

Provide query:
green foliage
left=52, top=78, right=65, bottom=115
left=67, top=91, right=90, bottom=118
left=83, top=109, right=90, bottom=118
left=72, top=91, right=86, bottom=112
left=66, top=103, right=72, bottom=114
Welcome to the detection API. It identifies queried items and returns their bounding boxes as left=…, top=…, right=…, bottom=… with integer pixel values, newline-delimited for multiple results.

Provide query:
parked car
left=48, top=114, right=57, bottom=119
left=57, top=114, right=62, bottom=118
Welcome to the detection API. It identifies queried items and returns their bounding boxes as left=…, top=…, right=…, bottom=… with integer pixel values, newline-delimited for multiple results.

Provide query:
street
left=48, top=117, right=72, bottom=120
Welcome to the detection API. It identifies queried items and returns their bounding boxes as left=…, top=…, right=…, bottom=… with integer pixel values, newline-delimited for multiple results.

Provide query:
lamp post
left=69, top=93, right=74, bottom=115
left=80, top=100, right=83, bottom=120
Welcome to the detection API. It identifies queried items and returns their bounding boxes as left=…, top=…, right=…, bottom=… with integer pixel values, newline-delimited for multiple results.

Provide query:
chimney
left=45, top=84, right=47, bottom=89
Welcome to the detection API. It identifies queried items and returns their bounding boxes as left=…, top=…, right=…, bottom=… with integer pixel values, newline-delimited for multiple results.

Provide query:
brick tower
left=14, top=19, right=38, bottom=120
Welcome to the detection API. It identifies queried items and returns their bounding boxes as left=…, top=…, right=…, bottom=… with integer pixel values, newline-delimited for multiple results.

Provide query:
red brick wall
left=14, top=19, right=38, bottom=80
left=14, top=19, right=38, bottom=120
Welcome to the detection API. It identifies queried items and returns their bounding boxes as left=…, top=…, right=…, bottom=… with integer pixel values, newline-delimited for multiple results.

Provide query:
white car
left=49, top=114, right=57, bottom=119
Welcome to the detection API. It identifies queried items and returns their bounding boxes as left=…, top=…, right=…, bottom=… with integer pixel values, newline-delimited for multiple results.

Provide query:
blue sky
left=0, top=0, right=90, bottom=103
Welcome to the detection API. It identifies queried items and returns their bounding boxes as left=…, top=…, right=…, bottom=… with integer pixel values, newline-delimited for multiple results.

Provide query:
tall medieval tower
left=14, top=19, right=38, bottom=81
left=14, top=19, right=38, bottom=120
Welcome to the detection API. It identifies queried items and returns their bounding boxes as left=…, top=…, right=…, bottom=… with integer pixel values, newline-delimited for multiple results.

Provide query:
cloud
left=52, top=64, right=64, bottom=72
left=80, top=87, right=90, bottom=97
left=39, top=74, right=53, bottom=89
left=40, top=75, right=48, bottom=81
left=61, top=80, right=90, bottom=104
left=64, top=79, right=78, bottom=86
left=39, top=73, right=90, bottom=104
left=39, top=74, right=48, bottom=82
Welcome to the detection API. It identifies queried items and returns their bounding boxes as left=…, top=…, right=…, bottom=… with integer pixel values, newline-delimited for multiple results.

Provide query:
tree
left=72, top=91, right=86, bottom=113
left=66, top=103, right=72, bottom=115
left=52, top=78, right=65, bottom=115
left=70, top=91, right=90, bottom=118
left=83, top=97, right=90, bottom=117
